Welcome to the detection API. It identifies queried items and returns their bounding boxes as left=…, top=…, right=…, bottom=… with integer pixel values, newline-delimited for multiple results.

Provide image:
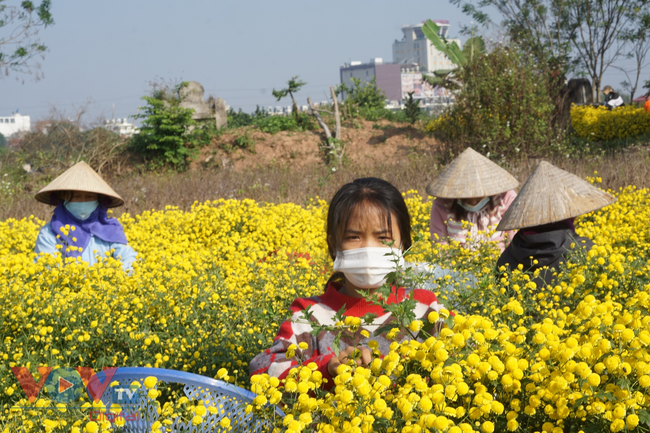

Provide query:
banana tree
left=421, top=19, right=485, bottom=90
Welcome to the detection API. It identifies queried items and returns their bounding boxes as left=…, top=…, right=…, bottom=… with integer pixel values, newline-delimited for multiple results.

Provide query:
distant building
left=0, top=113, right=30, bottom=137
left=339, top=58, right=404, bottom=101
left=393, top=20, right=461, bottom=73
left=102, top=118, right=138, bottom=137
left=339, top=59, right=454, bottom=103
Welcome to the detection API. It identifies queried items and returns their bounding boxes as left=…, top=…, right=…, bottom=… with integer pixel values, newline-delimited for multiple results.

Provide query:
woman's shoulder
left=493, top=190, right=517, bottom=209
left=499, top=190, right=517, bottom=201
left=410, top=288, right=440, bottom=306
left=287, top=286, right=337, bottom=312
left=37, top=223, right=55, bottom=237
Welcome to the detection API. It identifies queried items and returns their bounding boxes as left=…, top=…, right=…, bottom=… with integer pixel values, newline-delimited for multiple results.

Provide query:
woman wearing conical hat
left=496, top=161, right=615, bottom=287
left=34, top=161, right=137, bottom=270
left=426, top=148, right=519, bottom=252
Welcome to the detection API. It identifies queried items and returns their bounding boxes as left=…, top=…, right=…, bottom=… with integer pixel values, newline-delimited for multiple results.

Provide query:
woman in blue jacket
left=34, top=161, right=137, bottom=271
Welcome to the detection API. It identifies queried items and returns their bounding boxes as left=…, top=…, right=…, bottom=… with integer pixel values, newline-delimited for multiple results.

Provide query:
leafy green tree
left=0, top=132, right=5, bottom=147
left=421, top=19, right=485, bottom=90
left=336, top=77, right=386, bottom=110
left=428, top=46, right=559, bottom=159
left=272, top=76, right=306, bottom=118
left=130, top=86, right=212, bottom=171
left=403, top=92, right=421, bottom=124
left=0, top=0, right=54, bottom=79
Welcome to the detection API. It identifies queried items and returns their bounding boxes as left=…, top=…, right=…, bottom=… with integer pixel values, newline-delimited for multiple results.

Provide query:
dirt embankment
left=192, top=120, right=441, bottom=171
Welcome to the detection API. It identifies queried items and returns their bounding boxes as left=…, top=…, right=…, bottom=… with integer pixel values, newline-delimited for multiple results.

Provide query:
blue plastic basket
left=97, top=367, right=282, bottom=432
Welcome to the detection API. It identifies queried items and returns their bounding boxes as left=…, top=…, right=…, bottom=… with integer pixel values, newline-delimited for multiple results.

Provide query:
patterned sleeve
left=498, top=190, right=518, bottom=248
left=249, top=297, right=335, bottom=383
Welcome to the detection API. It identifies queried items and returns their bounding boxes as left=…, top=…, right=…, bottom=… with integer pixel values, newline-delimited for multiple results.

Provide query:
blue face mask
left=64, top=200, right=99, bottom=220
left=458, top=197, right=490, bottom=213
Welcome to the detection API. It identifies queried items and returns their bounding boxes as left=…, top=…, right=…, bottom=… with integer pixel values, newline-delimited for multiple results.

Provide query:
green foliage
left=0, top=0, right=54, bottom=78
left=227, top=108, right=253, bottom=129
left=272, top=76, right=306, bottom=102
left=226, top=106, right=268, bottom=129
left=253, top=114, right=315, bottom=134
left=130, top=96, right=212, bottom=171
left=357, top=107, right=407, bottom=123
left=0, top=132, right=5, bottom=147
left=422, top=19, right=485, bottom=90
left=233, top=130, right=255, bottom=153
left=427, top=46, right=562, bottom=159
left=421, top=20, right=466, bottom=67
left=403, top=92, right=421, bottom=125
left=272, top=76, right=306, bottom=118
left=226, top=106, right=315, bottom=135
left=320, top=137, right=346, bottom=167
left=337, top=77, right=386, bottom=111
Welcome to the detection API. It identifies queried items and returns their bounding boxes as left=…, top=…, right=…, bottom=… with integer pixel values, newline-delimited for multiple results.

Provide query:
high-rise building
left=392, top=20, right=461, bottom=73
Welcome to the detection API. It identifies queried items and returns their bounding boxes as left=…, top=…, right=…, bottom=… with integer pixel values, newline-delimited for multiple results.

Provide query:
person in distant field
left=426, top=147, right=519, bottom=252
left=495, top=161, right=616, bottom=288
left=34, top=161, right=137, bottom=271
left=602, top=85, right=625, bottom=109
left=249, top=177, right=447, bottom=388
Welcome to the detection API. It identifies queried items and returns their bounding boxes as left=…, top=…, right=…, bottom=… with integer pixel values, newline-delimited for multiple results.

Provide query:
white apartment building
left=0, top=113, right=30, bottom=137
left=102, top=118, right=138, bottom=137
left=393, top=20, right=461, bottom=73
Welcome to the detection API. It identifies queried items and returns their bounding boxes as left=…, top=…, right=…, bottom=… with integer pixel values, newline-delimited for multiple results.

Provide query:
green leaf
left=463, top=36, right=486, bottom=61
left=638, top=409, right=650, bottom=426
left=444, top=315, right=455, bottom=329
left=423, top=75, right=446, bottom=87
left=422, top=20, right=450, bottom=57
left=448, top=41, right=467, bottom=66
left=433, top=69, right=457, bottom=77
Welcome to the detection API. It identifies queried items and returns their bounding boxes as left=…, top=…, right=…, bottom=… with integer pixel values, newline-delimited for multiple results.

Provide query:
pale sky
left=0, top=0, right=646, bottom=124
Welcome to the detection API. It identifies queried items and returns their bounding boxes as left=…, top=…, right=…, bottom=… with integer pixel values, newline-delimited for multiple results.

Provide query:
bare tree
left=564, top=0, right=646, bottom=101
left=0, top=0, right=54, bottom=80
left=616, top=12, right=650, bottom=101
left=308, top=86, right=344, bottom=167
left=452, top=0, right=649, bottom=100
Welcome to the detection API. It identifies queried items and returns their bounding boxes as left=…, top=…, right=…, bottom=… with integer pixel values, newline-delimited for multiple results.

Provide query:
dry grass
left=3, top=148, right=650, bottom=222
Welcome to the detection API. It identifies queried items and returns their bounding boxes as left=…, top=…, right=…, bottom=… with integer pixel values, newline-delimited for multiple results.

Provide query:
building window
left=10, top=119, right=15, bottom=123
left=366, top=70, right=369, bottom=76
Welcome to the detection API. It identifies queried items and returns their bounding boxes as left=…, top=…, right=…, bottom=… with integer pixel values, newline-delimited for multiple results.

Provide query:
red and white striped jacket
left=249, top=282, right=445, bottom=387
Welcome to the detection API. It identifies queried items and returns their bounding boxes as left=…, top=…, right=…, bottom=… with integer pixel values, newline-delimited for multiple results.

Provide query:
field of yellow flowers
left=571, top=105, right=650, bottom=142
left=2, top=184, right=650, bottom=432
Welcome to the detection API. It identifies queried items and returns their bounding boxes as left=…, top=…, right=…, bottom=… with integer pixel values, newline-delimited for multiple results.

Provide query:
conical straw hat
left=425, top=147, right=519, bottom=199
left=35, top=161, right=124, bottom=207
left=496, top=161, right=616, bottom=231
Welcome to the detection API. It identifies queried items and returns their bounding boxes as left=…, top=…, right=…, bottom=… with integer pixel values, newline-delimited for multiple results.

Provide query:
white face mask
left=458, top=197, right=490, bottom=213
left=333, top=247, right=405, bottom=289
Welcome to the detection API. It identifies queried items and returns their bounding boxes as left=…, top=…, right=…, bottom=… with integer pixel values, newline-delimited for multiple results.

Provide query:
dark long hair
left=325, top=177, right=412, bottom=288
